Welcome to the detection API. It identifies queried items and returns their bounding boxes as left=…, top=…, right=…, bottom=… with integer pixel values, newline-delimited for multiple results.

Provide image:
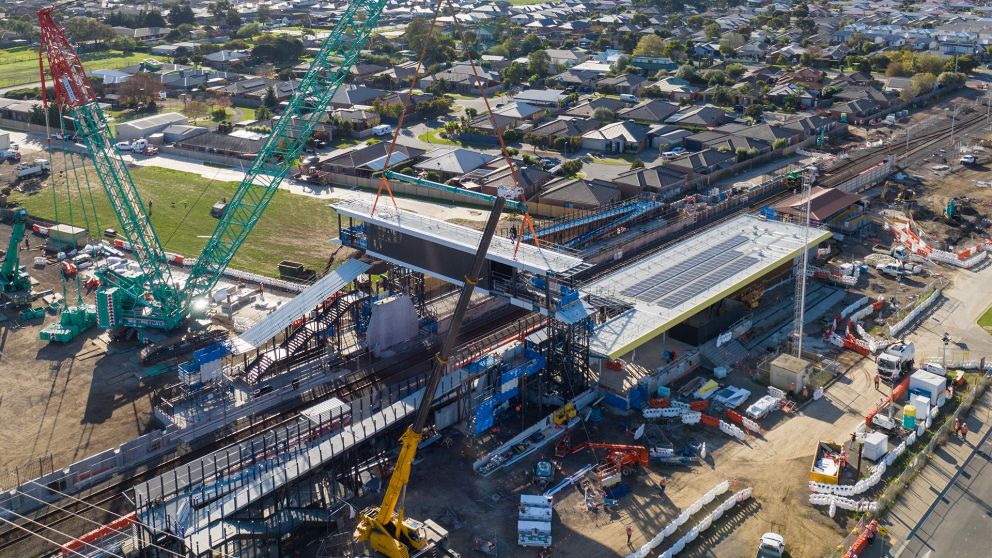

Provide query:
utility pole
left=792, top=165, right=817, bottom=358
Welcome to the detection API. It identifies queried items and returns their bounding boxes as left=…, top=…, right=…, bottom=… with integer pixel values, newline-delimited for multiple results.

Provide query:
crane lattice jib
left=38, top=8, right=180, bottom=317
left=182, top=0, right=390, bottom=307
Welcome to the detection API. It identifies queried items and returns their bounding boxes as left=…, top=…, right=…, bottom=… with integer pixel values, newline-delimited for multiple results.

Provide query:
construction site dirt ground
left=0, top=222, right=165, bottom=474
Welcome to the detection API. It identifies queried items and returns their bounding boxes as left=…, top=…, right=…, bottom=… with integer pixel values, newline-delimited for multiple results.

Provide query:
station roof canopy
left=584, top=215, right=831, bottom=358
left=333, top=199, right=585, bottom=276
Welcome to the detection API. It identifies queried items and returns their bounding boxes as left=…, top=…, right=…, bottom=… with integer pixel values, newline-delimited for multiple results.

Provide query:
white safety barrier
left=625, top=481, right=730, bottom=558
left=681, top=411, right=701, bottom=425
left=808, top=493, right=879, bottom=515
left=810, top=462, right=887, bottom=496
left=643, top=407, right=681, bottom=419
left=655, top=487, right=753, bottom=558
left=742, top=417, right=761, bottom=434
left=888, top=287, right=942, bottom=337
left=718, top=420, right=745, bottom=441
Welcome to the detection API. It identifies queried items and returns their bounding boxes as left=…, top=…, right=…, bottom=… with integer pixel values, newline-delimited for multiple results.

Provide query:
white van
left=619, top=94, right=638, bottom=103
left=372, top=124, right=394, bottom=136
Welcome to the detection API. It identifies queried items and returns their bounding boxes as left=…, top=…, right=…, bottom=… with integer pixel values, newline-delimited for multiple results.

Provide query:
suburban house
left=551, top=68, right=602, bottom=91
left=112, top=26, right=171, bottom=42
left=514, top=89, right=569, bottom=108
left=545, top=49, right=589, bottom=71
left=468, top=102, right=546, bottom=134
left=652, top=76, right=699, bottom=101
left=533, top=177, right=622, bottom=209
left=203, top=49, right=251, bottom=70
left=318, top=142, right=425, bottom=179
left=664, top=148, right=737, bottom=177
left=329, top=85, right=390, bottom=109
left=565, top=96, right=626, bottom=118
left=581, top=121, right=650, bottom=152
left=173, top=130, right=263, bottom=161
left=461, top=163, right=553, bottom=199
left=413, top=147, right=499, bottom=180
left=222, top=78, right=301, bottom=107
left=420, top=63, right=502, bottom=95
left=665, top=105, right=730, bottom=128
left=597, top=74, right=648, bottom=95
left=612, top=165, right=689, bottom=198
left=527, top=116, right=602, bottom=142
left=618, top=99, right=679, bottom=123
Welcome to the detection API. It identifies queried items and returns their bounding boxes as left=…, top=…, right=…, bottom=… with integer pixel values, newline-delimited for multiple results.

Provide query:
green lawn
left=0, top=48, right=149, bottom=88
left=417, top=128, right=494, bottom=150
left=978, top=305, right=992, bottom=332
left=588, top=155, right=637, bottom=166
left=12, top=165, right=337, bottom=277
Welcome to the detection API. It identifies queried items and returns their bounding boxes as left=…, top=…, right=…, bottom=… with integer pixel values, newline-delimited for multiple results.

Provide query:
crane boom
left=354, top=196, right=507, bottom=558
left=38, top=7, right=182, bottom=326
left=181, top=0, right=390, bottom=309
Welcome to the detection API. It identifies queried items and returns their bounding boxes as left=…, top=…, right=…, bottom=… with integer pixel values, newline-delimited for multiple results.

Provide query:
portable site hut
left=45, top=224, right=89, bottom=251
left=908, top=369, right=946, bottom=403
left=769, top=353, right=811, bottom=395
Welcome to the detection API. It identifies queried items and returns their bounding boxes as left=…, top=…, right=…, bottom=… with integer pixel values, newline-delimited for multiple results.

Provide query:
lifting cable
left=370, top=0, right=542, bottom=259
left=369, top=1, right=445, bottom=216
left=442, top=0, right=540, bottom=258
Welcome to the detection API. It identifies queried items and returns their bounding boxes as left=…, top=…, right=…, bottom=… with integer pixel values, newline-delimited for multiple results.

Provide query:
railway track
left=0, top=306, right=527, bottom=555
left=819, top=109, right=989, bottom=188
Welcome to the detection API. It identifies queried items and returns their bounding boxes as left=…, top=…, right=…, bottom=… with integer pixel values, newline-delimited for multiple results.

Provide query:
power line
left=1, top=507, right=125, bottom=558
left=0, top=515, right=92, bottom=558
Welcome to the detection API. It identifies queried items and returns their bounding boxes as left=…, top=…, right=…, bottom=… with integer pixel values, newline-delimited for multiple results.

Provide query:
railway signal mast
left=791, top=166, right=816, bottom=358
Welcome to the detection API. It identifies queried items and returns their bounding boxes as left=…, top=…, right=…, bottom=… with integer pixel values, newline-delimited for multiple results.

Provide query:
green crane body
left=1, top=208, right=32, bottom=294
left=39, top=0, right=390, bottom=330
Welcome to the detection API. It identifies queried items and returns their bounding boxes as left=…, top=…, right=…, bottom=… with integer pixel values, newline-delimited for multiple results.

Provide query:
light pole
left=943, top=332, right=951, bottom=370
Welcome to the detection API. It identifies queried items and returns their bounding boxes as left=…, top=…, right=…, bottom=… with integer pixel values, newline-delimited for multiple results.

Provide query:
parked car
left=960, top=154, right=977, bottom=165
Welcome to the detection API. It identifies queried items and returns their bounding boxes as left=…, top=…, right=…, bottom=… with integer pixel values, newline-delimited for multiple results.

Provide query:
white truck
left=16, top=159, right=51, bottom=178
left=877, top=341, right=915, bottom=383
left=876, top=261, right=922, bottom=277
left=755, top=533, right=785, bottom=558
left=115, top=138, right=158, bottom=155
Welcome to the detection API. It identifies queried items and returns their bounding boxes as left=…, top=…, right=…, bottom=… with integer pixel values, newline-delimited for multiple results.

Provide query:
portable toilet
left=910, top=394, right=931, bottom=422
left=902, top=404, right=916, bottom=429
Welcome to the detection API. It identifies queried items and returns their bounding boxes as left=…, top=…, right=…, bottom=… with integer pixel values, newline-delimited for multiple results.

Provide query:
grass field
left=417, top=128, right=495, bottom=150
left=12, top=165, right=337, bottom=277
left=0, top=48, right=149, bottom=88
left=978, top=305, right=992, bottom=332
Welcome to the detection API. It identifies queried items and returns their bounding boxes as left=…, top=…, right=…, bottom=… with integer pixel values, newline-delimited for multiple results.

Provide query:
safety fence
left=831, top=372, right=991, bottom=557
left=887, top=278, right=947, bottom=337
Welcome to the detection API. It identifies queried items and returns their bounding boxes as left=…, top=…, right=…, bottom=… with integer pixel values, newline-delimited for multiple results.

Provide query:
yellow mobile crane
left=354, top=192, right=512, bottom=558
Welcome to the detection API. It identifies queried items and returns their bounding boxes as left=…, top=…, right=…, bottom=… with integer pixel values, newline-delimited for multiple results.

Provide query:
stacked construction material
left=518, top=494, right=552, bottom=548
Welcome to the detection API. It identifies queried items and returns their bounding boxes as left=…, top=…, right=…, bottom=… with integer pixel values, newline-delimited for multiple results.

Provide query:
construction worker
left=874, top=374, right=881, bottom=390
left=659, top=477, right=667, bottom=497
left=960, top=421, right=969, bottom=439
left=625, top=525, right=633, bottom=547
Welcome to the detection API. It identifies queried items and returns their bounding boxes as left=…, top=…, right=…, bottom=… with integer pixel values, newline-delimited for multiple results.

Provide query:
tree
left=405, top=18, right=456, bottom=65
left=212, top=107, right=228, bottom=121
left=168, top=2, right=196, bottom=26
left=633, top=34, right=666, bottom=57
left=711, top=86, right=732, bottom=106
left=237, top=23, right=263, bottom=38
left=503, top=61, right=528, bottom=85
left=592, top=107, right=616, bottom=122
left=263, top=86, right=279, bottom=108
left=119, top=73, right=163, bottom=107
left=528, top=49, right=550, bottom=77
left=744, top=104, right=763, bottom=122
left=725, top=63, right=745, bottom=81
left=937, top=71, right=966, bottom=89
left=771, top=138, right=788, bottom=150
left=887, top=61, right=909, bottom=77
left=704, top=22, right=722, bottom=40
left=630, top=158, right=645, bottom=170
left=719, top=33, right=746, bottom=55
left=558, top=159, right=583, bottom=177
left=251, top=34, right=305, bottom=64
left=256, top=4, right=271, bottom=23
left=676, top=64, right=701, bottom=84
left=792, top=3, right=810, bottom=18
left=143, top=11, right=167, bottom=28
left=705, top=69, right=727, bottom=86
left=112, top=36, right=138, bottom=53
left=64, top=16, right=115, bottom=43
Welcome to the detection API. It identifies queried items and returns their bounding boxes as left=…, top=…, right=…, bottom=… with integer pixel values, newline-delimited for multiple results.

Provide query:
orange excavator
left=571, top=442, right=649, bottom=479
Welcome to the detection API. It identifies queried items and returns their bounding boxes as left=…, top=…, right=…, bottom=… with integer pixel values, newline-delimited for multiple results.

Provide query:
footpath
left=860, top=391, right=992, bottom=557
